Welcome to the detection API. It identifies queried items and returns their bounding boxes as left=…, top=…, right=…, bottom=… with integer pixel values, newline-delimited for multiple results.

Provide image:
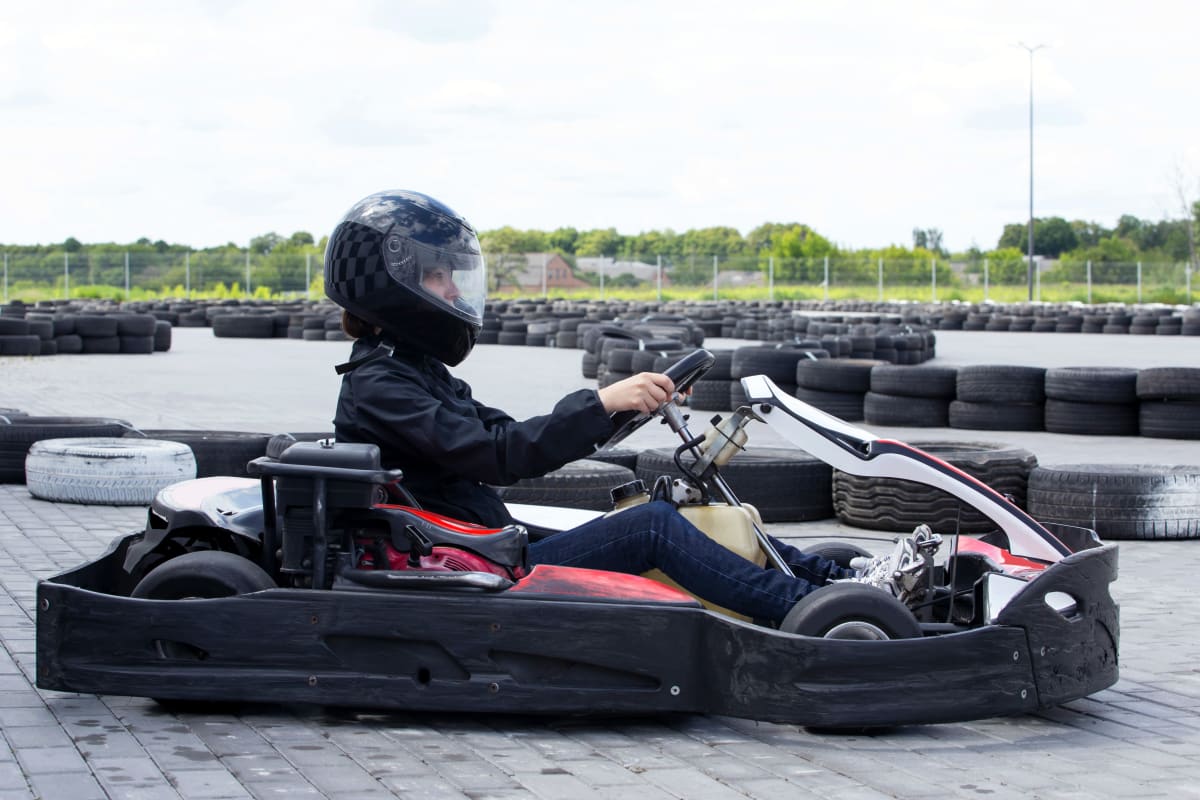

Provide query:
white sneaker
left=845, top=525, right=940, bottom=596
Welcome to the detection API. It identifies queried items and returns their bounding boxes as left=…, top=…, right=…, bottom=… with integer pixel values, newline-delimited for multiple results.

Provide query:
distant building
left=492, top=253, right=590, bottom=292
left=575, top=257, right=671, bottom=286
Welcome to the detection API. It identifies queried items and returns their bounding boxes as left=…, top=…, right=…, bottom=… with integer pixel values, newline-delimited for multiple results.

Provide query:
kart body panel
left=37, top=533, right=1116, bottom=727
left=36, top=372, right=1120, bottom=727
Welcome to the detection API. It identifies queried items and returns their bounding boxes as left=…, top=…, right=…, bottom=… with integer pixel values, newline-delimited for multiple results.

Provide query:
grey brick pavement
left=2, top=330, right=1199, bottom=798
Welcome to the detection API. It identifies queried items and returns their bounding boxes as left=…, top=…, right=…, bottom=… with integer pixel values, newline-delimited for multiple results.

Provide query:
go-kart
left=35, top=350, right=1118, bottom=728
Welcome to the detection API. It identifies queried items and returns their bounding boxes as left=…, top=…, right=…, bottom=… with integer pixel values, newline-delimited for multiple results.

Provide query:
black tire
left=793, top=387, right=865, bottom=421
left=956, top=365, right=1047, bottom=404
left=801, top=541, right=873, bottom=568
left=795, top=359, right=884, bottom=393
left=123, top=429, right=272, bottom=478
left=212, top=315, right=275, bottom=338
left=115, top=313, right=157, bottom=336
left=635, top=445, right=833, bottom=522
left=131, top=551, right=275, bottom=599
left=869, top=365, right=958, bottom=398
left=0, top=416, right=131, bottom=483
left=1138, top=400, right=1200, bottom=440
left=780, top=583, right=921, bottom=639
left=153, top=320, right=173, bottom=352
left=585, top=447, right=640, bottom=472
left=948, top=400, right=1043, bottom=431
left=1044, top=367, right=1138, bottom=403
left=53, top=334, right=83, bottom=354
left=119, top=335, right=155, bottom=354
left=833, top=440, right=1037, bottom=533
left=731, top=346, right=819, bottom=383
left=1027, top=463, right=1200, bottom=540
left=81, top=335, right=121, bottom=354
left=689, top=379, right=734, bottom=411
left=0, top=334, right=41, bottom=356
left=1136, top=367, right=1200, bottom=400
left=493, top=459, right=636, bottom=511
left=863, top=392, right=949, bottom=427
left=265, top=432, right=335, bottom=459
left=74, top=314, right=119, bottom=337
left=1043, top=399, right=1138, bottom=436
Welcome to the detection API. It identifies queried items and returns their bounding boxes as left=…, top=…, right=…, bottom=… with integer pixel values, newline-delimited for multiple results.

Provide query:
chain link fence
left=2, top=248, right=1194, bottom=305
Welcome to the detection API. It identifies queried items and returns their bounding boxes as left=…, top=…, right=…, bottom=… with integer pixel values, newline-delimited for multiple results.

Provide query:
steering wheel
left=603, top=348, right=715, bottom=447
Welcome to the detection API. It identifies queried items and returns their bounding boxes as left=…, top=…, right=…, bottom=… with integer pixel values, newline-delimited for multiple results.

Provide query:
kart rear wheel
left=780, top=583, right=921, bottom=640
left=131, top=551, right=275, bottom=600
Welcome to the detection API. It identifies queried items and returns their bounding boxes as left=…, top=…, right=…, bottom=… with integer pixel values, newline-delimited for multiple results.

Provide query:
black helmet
left=324, top=190, right=487, bottom=365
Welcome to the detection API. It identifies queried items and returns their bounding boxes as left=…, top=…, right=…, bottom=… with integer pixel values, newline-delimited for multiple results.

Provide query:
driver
left=326, top=189, right=896, bottom=626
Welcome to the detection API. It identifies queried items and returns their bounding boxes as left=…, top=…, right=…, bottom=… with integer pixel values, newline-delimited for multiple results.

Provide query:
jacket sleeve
left=350, top=362, right=615, bottom=486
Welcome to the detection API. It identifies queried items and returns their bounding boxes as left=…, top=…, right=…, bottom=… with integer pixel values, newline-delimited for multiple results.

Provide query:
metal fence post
left=877, top=257, right=883, bottom=302
left=1086, top=260, right=1092, bottom=304
left=64, top=253, right=70, bottom=299
left=541, top=253, right=548, bottom=298
left=124, top=252, right=130, bottom=299
left=712, top=255, right=718, bottom=301
left=931, top=258, right=937, bottom=302
left=983, top=258, right=989, bottom=301
left=2, top=252, right=7, bottom=303
left=1137, top=261, right=1142, bottom=303
left=185, top=251, right=191, bottom=298
left=656, top=255, right=663, bottom=302
left=823, top=255, right=829, bottom=301
left=599, top=258, right=605, bottom=300
left=245, top=250, right=251, bottom=298
left=768, top=255, right=774, bottom=302
left=305, top=252, right=311, bottom=299
left=1188, top=262, right=1193, bottom=304
left=1035, top=258, right=1040, bottom=302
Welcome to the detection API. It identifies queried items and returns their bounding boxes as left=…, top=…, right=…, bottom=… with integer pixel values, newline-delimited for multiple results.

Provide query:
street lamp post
left=1018, top=42, right=1046, bottom=302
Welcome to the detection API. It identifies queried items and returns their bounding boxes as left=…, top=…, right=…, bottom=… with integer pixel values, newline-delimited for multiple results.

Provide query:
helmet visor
left=385, top=237, right=486, bottom=325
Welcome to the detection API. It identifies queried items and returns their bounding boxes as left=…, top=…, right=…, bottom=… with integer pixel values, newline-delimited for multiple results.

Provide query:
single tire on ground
left=1026, top=463, right=1200, bottom=540
left=25, top=437, right=197, bottom=505
left=869, top=364, right=958, bottom=398
left=0, top=417, right=132, bottom=483
left=956, top=365, right=1047, bottom=404
left=948, top=400, right=1043, bottom=431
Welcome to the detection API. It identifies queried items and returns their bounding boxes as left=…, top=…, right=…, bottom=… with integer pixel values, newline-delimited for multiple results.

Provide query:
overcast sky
left=4, top=1, right=1199, bottom=253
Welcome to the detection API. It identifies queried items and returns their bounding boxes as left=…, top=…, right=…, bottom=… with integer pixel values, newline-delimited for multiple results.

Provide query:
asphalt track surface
left=1, top=328, right=1199, bottom=799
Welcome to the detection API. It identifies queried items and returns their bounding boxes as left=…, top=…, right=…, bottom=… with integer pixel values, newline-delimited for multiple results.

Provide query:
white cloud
left=2, top=0, right=1199, bottom=252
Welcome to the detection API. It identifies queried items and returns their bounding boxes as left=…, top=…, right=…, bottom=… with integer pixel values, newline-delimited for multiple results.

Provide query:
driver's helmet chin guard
left=324, top=190, right=486, bottom=365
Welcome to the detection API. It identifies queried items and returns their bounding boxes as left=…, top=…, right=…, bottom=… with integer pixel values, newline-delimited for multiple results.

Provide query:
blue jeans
left=528, top=501, right=853, bottom=624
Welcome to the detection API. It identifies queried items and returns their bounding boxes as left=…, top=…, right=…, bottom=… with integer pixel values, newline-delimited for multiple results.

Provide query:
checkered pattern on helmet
left=327, top=221, right=389, bottom=300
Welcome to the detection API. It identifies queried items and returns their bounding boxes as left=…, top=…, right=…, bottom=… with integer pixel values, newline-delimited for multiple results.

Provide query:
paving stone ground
left=1, top=329, right=1199, bottom=799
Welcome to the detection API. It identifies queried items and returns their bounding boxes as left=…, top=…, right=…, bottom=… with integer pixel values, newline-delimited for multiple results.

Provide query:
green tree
left=289, top=231, right=315, bottom=246
left=546, top=226, right=579, bottom=254
left=250, top=233, right=283, bottom=255
left=574, top=228, right=624, bottom=257
left=1034, top=217, right=1078, bottom=257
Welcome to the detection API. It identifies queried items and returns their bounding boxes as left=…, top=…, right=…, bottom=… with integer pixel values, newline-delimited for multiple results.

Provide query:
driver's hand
left=598, top=372, right=676, bottom=414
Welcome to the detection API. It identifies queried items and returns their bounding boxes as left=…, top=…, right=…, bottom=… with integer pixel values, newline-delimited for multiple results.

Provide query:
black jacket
left=333, top=336, right=615, bottom=526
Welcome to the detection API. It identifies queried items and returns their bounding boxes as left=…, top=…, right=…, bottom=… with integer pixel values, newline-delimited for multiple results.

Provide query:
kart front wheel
left=780, top=583, right=921, bottom=640
left=130, top=551, right=276, bottom=599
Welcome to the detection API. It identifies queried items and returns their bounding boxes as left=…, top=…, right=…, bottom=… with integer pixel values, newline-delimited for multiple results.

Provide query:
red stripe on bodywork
left=510, top=565, right=701, bottom=605
left=373, top=504, right=509, bottom=535
left=956, top=536, right=1046, bottom=578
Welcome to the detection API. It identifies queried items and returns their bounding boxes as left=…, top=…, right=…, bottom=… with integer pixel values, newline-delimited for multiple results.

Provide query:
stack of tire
left=121, top=429, right=274, bottom=478
left=688, top=349, right=736, bottom=411
left=793, top=358, right=882, bottom=421
left=949, top=365, right=1046, bottom=431
left=1136, top=367, right=1200, bottom=439
left=730, top=345, right=823, bottom=410
left=70, top=313, right=164, bottom=354
left=832, top=441, right=1039, bottom=534
left=864, top=365, right=958, bottom=427
left=0, top=314, right=50, bottom=356
left=1042, top=367, right=1139, bottom=436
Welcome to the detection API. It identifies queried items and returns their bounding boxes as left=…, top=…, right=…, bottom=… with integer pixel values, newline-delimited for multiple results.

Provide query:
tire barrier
left=1027, top=463, right=1200, bottom=540
left=122, top=429, right=272, bottom=478
left=832, top=441, right=1038, bottom=533
left=25, top=437, right=197, bottom=505
left=634, top=445, right=834, bottom=523
left=492, top=458, right=636, bottom=511
left=0, top=417, right=133, bottom=483
left=0, top=303, right=170, bottom=357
